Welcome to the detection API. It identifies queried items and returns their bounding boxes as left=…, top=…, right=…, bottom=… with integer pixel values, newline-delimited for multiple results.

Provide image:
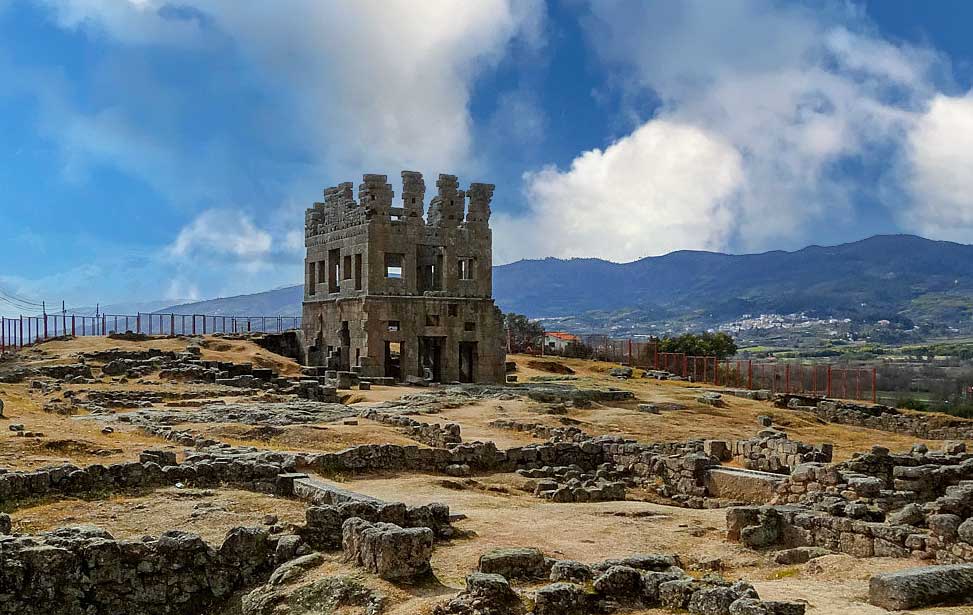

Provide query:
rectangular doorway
left=459, top=341, right=477, bottom=383
left=384, top=341, right=402, bottom=381
left=418, top=336, right=443, bottom=382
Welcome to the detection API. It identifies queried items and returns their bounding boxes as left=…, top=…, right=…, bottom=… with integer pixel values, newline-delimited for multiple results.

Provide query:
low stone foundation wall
left=360, top=409, right=461, bottom=447
left=0, top=524, right=283, bottom=615
left=728, top=442, right=973, bottom=563
left=777, top=393, right=973, bottom=441
left=728, top=504, right=931, bottom=559
left=488, top=418, right=589, bottom=442
left=732, top=434, right=832, bottom=474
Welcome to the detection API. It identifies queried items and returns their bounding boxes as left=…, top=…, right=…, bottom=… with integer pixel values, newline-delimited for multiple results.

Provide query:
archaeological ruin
left=8, top=288, right=973, bottom=612
left=301, top=172, right=506, bottom=385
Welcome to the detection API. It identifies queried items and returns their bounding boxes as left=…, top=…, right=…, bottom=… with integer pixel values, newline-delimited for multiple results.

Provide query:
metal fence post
left=785, top=364, right=791, bottom=394
left=872, top=368, right=878, bottom=404
left=827, top=365, right=832, bottom=398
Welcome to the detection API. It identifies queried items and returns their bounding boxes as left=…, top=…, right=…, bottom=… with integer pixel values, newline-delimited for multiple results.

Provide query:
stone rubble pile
left=36, top=363, right=94, bottom=383
left=103, top=400, right=358, bottom=429
left=518, top=463, right=628, bottom=502
left=488, top=418, right=589, bottom=442
left=359, top=408, right=462, bottom=447
left=727, top=440, right=973, bottom=564
left=435, top=548, right=806, bottom=615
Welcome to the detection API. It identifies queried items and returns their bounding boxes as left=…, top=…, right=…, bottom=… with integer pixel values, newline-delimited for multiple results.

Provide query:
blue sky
left=2, top=0, right=973, bottom=315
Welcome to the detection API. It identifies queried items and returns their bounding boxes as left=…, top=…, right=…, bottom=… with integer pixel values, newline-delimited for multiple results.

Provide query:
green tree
left=657, top=332, right=738, bottom=359
left=503, top=312, right=545, bottom=353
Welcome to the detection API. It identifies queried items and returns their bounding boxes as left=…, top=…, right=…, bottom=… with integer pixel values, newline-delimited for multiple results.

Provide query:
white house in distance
left=544, top=331, right=579, bottom=353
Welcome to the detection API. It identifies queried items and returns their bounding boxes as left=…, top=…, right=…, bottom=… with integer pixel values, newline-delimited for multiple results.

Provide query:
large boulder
left=729, top=598, right=806, bottom=614
left=869, top=564, right=973, bottom=610
left=341, top=518, right=433, bottom=581
left=688, top=586, right=741, bottom=615
left=533, top=583, right=589, bottom=615
left=609, top=367, right=633, bottom=379
left=887, top=503, right=924, bottom=527
left=550, top=560, right=592, bottom=584
left=478, top=547, right=549, bottom=580
left=433, top=573, right=524, bottom=615
left=958, top=518, right=973, bottom=544
left=592, top=565, right=642, bottom=597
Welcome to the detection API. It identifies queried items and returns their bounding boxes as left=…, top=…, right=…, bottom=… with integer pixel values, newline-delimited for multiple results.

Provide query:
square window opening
left=387, top=320, right=400, bottom=332
left=425, top=314, right=440, bottom=327
left=464, top=321, right=476, bottom=332
left=447, top=304, right=458, bottom=317
left=385, top=253, right=404, bottom=279
left=459, top=258, right=474, bottom=281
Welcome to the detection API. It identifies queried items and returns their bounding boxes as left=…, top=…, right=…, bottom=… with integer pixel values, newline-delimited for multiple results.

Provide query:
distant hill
left=156, top=285, right=304, bottom=317
left=155, top=235, right=973, bottom=332
left=492, top=235, right=973, bottom=327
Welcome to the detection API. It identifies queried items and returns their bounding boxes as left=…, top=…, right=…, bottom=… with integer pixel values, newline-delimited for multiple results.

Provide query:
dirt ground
left=4, top=338, right=973, bottom=614
left=10, top=486, right=306, bottom=544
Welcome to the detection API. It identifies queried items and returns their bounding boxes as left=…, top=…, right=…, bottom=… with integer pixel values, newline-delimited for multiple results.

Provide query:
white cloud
left=39, top=0, right=545, bottom=176
left=494, top=120, right=743, bottom=262
left=901, top=92, right=973, bottom=239
left=168, top=209, right=272, bottom=260
left=28, top=0, right=544, bottom=299
left=164, top=278, right=200, bottom=303
left=496, top=0, right=952, bottom=263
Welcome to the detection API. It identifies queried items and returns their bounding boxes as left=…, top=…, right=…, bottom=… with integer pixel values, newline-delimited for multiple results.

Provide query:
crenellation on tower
left=401, top=170, right=425, bottom=222
left=466, top=182, right=494, bottom=224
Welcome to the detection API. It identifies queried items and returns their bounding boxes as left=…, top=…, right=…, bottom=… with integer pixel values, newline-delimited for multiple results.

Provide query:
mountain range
left=155, top=235, right=973, bottom=334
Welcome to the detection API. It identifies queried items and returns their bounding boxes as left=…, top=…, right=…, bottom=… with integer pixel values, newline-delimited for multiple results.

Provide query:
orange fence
left=721, top=359, right=877, bottom=402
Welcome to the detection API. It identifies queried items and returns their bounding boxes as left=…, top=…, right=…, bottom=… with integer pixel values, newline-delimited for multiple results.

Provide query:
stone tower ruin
left=302, top=172, right=506, bottom=384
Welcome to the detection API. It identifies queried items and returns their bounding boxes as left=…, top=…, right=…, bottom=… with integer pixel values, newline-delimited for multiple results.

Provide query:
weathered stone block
left=869, top=564, right=973, bottom=610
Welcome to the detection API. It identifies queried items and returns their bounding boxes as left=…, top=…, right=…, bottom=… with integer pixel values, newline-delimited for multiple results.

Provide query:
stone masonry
left=302, top=172, right=506, bottom=384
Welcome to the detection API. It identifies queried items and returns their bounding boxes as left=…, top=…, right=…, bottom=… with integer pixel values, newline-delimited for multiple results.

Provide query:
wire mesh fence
left=0, top=312, right=302, bottom=351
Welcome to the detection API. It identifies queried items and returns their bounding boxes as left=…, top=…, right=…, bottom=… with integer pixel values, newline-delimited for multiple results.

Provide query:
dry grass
left=11, top=486, right=306, bottom=543
left=6, top=339, right=973, bottom=614
left=501, top=354, right=968, bottom=460
left=200, top=420, right=422, bottom=453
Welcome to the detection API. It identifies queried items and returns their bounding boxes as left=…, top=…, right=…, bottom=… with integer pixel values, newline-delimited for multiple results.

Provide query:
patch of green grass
left=769, top=566, right=801, bottom=580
